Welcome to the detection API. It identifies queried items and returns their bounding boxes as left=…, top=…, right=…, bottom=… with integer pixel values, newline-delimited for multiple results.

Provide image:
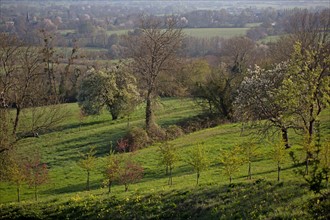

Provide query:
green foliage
left=158, top=142, right=178, bottom=185
left=307, top=191, right=330, bottom=220
left=320, top=141, right=330, bottom=188
left=193, top=66, right=239, bottom=119
left=219, top=145, right=244, bottom=183
left=271, top=136, right=287, bottom=182
left=78, top=146, right=97, bottom=191
left=240, top=141, right=260, bottom=180
left=77, top=65, right=140, bottom=120
left=187, top=143, right=210, bottom=185
left=277, top=42, right=330, bottom=139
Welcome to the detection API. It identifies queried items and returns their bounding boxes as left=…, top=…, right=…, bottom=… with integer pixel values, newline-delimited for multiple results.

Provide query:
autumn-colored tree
left=104, top=149, right=120, bottom=193
left=187, top=144, right=210, bottom=185
left=78, top=146, right=97, bottom=191
left=219, top=146, right=243, bottom=183
left=6, top=153, right=26, bottom=202
left=118, top=157, right=144, bottom=192
left=24, top=151, right=49, bottom=201
left=158, top=142, right=178, bottom=185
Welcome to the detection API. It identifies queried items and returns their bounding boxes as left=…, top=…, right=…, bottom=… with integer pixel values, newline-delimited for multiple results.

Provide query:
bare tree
left=126, top=16, right=184, bottom=132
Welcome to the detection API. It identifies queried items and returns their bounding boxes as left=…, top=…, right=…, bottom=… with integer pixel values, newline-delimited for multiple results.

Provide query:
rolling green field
left=183, top=28, right=249, bottom=39
left=0, top=98, right=329, bottom=219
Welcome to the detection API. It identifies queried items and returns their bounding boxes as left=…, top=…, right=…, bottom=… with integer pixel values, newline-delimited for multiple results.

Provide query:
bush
left=124, top=127, right=149, bottom=152
left=178, top=113, right=227, bottom=133
left=307, top=191, right=330, bottom=219
left=147, top=124, right=167, bottom=142
left=165, top=125, right=184, bottom=140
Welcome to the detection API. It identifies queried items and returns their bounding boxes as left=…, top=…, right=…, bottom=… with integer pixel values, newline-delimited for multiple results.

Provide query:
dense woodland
left=0, top=1, right=329, bottom=219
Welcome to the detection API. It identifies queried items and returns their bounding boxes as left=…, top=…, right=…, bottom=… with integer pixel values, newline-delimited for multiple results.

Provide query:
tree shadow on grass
left=48, top=129, right=127, bottom=167
left=156, top=180, right=308, bottom=219
left=44, top=179, right=103, bottom=195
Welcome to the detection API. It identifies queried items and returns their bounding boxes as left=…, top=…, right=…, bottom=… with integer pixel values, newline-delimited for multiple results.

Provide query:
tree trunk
left=125, top=184, right=128, bottom=192
left=305, top=152, right=310, bottom=176
left=145, top=89, right=155, bottom=133
left=248, top=161, right=252, bottom=180
left=87, top=170, right=90, bottom=191
left=108, top=180, right=112, bottom=194
left=13, top=106, right=21, bottom=136
left=17, top=185, right=20, bottom=203
left=196, top=172, right=200, bottom=185
left=127, top=115, right=131, bottom=129
left=281, top=128, right=290, bottom=149
left=168, top=167, right=172, bottom=186
left=277, top=161, right=281, bottom=182
left=34, top=184, right=38, bottom=201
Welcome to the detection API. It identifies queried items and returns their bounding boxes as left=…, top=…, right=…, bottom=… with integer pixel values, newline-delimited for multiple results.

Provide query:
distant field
left=183, top=27, right=249, bottom=38
left=60, top=27, right=250, bottom=39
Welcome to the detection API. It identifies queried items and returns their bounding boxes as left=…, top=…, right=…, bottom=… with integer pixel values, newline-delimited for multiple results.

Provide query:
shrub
left=124, top=127, right=149, bottom=151
left=116, top=138, right=129, bottom=153
left=165, top=125, right=184, bottom=140
left=147, top=124, right=167, bottom=142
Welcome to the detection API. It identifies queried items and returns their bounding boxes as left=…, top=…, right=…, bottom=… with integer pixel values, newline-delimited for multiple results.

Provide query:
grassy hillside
left=0, top=98, right=329, bottom=219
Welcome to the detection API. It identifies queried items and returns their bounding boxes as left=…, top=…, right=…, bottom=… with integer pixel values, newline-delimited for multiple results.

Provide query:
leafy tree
left=320, top=141, right=330, bottom=188
left=240, top=141, right=260, bottom=180
left=78, top=146, right=97, bottom=191
left=126, top=16, right=184, bottom=132
left=219, top=146, right=243, bottom=183
left=77, top=65, right=140, bottom=120
left=193, top=66, right=241, bottom=119
left=158, top=142, right=178, bottom=185
left=187, top=144, right=210, bottom=185
left=104, top=149, right=120, bottom=193
left=6, top=153, right=26, bottom=202
left=118, top=157, right=144, bottom=192
left=278, top=42, right=330, bottom=145
left=235, top=63, right=292, bottom=148
left=24, top=151, right=49, bottom=201
left=271, top=136, right=286, bottom=182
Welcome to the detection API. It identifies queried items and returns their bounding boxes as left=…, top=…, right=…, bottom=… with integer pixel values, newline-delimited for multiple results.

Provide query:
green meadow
left=183, top=28, right=249, bottom=39
left=0, top=98, right=329, bottom=219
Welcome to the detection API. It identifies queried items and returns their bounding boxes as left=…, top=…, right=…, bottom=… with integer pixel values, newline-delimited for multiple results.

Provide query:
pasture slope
left=0, top=98, right=329, bottom=219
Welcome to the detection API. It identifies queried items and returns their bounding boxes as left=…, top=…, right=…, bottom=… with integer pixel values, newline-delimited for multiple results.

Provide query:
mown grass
left=0, top=98, right=329, bottom=219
